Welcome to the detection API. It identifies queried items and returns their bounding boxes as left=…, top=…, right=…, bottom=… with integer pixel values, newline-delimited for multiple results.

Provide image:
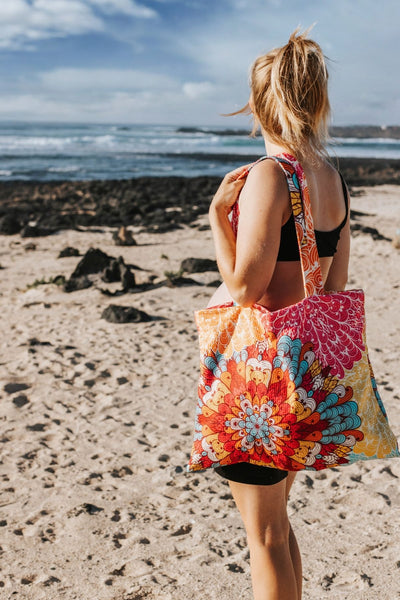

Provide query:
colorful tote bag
left=187, top=154, right=399, bottom=473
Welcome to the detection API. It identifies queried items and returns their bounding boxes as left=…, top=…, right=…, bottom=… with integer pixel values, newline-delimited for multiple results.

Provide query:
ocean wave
left=331, top=137, right=400, bottom=145
left=48, top=166, right=81, bottom=173
left=0, top=134, right=118, bottom=151
left=1, top=123, right=400, bottom=181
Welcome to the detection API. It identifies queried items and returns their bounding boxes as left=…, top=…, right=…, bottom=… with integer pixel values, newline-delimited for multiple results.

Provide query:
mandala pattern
left=188, top=154, right=400, bottom=473
left=189, top=334, right=369, bottom=471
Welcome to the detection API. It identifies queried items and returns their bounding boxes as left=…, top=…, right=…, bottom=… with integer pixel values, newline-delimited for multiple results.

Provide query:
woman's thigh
left=228, top=478, right=290, bottom=544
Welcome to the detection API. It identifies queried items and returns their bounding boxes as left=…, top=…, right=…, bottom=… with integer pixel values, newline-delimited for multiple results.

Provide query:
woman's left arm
left=209, top=160, right=288, bottom=307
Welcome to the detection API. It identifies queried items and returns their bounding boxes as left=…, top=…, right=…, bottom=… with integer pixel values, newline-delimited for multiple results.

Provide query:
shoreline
left=1, top=157, right=400, bottom=236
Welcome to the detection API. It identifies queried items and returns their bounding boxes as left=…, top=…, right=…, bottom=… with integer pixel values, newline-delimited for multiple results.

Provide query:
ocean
left=1, top=122, right=400, bottom=182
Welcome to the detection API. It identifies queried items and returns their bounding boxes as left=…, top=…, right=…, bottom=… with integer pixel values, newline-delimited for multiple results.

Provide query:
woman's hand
left=209, top=163, right=254, bottom=215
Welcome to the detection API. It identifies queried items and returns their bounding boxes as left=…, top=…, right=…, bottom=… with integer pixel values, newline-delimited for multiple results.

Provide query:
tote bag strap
left=249, top=154, right=325, bottom=297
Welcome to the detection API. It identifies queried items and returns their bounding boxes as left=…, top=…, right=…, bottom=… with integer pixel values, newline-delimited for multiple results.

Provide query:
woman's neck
left=262, top=134, right=322, bottom=167
left=262, top=135, right=292, bottom=158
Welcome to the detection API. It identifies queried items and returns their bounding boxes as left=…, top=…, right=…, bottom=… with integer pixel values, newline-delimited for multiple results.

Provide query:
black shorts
left=214, top=462, right=288, bottom=486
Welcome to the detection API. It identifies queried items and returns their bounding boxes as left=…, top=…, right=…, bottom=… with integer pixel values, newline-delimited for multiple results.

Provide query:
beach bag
left=187, top=155, right=399, bottom=473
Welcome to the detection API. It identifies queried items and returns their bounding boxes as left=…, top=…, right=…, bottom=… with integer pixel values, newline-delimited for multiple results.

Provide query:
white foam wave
left=332, top=137, right=400, bottom=145
left=48, top=166, right=80, bottom=172
left=0, top=134, right=118, bottom=152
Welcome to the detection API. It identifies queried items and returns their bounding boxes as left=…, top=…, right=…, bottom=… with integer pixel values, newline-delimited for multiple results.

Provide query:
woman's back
left=255, top=156, right=350, bottom=310
left=208, top=154, right=351, bottom=311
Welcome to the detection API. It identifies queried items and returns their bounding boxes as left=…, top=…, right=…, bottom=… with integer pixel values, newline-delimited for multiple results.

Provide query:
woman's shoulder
left=238, top=156, right=290, bottom=216
left=245, top=155, right=289, bottom=191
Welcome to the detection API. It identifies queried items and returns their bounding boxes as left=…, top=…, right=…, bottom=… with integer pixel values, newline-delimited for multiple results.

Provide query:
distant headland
left=176, top=125, right=400, bottom=139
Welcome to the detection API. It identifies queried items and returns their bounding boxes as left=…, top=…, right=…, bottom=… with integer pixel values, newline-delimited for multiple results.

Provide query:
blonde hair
left=230, top=27, right=331, bottom=159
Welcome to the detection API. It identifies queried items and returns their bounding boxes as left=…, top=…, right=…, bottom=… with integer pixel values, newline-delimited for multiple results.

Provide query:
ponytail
left=227, top=27, right=331, bottom=159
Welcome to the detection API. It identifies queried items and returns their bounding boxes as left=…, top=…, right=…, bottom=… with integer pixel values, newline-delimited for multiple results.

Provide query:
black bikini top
left=277, top=172, right=349, bottom=261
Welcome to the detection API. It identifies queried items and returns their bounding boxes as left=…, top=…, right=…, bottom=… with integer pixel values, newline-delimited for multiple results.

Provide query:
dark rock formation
left=102, top=259, right=122, bottom=283
left=177, top=125, right=400, bottom=140
left=164, top=275, right=202, bottom=288
left=64, top=249, right=136, bottom=293
left=180, top=257, right=218, bottom=273
left=58, top=247, right=80, bottom=258
left=101, top=304, right=154, bottom=323
left=12, top=395, right=30, bottom=408
left=21, top=224, right=56, bottom=237
left=1, top=159, right=400, bottom=238
left=0, top=176, right=218, bottom=234
left=63, top=275, right=93, bottom=293
left=101, top=257, right=136, bottom=290
left=71, top=248, right=112, bottom=278
left=351, top=223, right=391, bottom=241
left=24, top=242, right=36, bottom=251
left=120, top=263, right=136, bottom=290
left=4, top=382, right=30, bottom=394
left=112, top=226, right=137, bottom=246
left=0, top=213, right=21, bottom=235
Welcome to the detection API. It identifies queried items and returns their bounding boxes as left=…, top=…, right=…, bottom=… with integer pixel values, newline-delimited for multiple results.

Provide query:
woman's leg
left=229, top=477, right=299, bottom=600
left=286, top=472, right=302, bottom=599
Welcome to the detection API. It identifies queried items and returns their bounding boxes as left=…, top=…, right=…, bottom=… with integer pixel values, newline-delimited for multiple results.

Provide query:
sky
left=0, top=0, right=399, bottom=126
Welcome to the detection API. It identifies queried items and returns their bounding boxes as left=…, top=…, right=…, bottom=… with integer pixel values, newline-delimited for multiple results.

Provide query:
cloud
left=39, top=68, right=175, bottom=92
left=88, top=0, right=157, bottom=18
left=183, top=82, right=215, bottom=100
left=0, top=67, right=224, bottom=124
left=0, top=0, right=103, bottom=48
left=0, top=0, right=399, bottom=125
left=0, top=0, right=156, bottom=49
left=6, top=67, right=185, bottom=122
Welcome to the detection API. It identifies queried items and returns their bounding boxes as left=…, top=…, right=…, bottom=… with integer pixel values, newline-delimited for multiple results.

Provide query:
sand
left=0, top=184, right=399, bottom=600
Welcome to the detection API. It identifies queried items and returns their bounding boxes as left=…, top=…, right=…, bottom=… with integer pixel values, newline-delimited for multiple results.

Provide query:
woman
left=205, top=29, right=350, bottom=600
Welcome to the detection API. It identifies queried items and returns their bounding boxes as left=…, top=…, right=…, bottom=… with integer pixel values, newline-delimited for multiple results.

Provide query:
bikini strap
left=339, top=172, right=349, bottom=225
left=250, top=154, right=325, bottom=297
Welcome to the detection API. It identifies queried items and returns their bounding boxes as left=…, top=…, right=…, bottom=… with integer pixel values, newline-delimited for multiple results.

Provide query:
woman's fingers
left=224, top=163, right=255, bottom=182
left=209, top=162, right=255, bottom=214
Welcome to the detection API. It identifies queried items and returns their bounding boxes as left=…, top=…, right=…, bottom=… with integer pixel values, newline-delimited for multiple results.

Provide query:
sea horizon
left=1, top=121, right=400, bottom=182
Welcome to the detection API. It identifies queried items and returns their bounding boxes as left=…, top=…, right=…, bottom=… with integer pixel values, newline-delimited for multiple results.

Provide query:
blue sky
left=0, top=0, right=398, bottom=126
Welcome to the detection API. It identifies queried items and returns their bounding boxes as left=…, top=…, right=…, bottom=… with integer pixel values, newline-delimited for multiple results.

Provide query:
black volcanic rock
left=351, top=223, right=391, bottom=241
left=120, top=263, right=136, bottom=290
left=101, top=257, right=136, bottom=290
left=63, top=275, right=93, bottom=293
left=0, top=161, right=400, bottom=238
left=71, top=248, right=112, bottom=278
left=112, top=226, right=137, bottom=246
left=177, top=125, right=400, bottom=139
left=12, top=394, right=30, bottom=408
left=180, top=257, right=218, bottom=273
left=4, top=382, right=30, bottom=394
left=58, top=246, right=80, bottom=258
left=64, top=250, right=136, bottom=294
left=164, top=275, right=202, bottom=287
left=0, top=176, right=219, bottom=234
left=102, top=259, right=123, bottom=283
left=0, top=214, right=21, bottom=235
left=21, top=224, right=56, bottom=237
left=101, top=304, right=154, bottom=323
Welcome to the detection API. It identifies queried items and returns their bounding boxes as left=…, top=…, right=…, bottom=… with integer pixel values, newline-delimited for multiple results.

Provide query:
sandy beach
left=0, top=174, right=399, bottom=599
